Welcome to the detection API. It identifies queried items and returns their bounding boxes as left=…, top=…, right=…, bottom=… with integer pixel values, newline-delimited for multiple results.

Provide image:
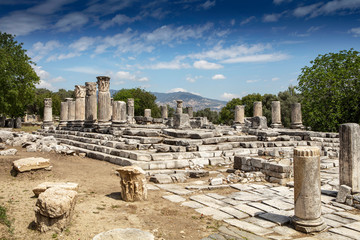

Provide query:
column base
left=96, top=121, right=111, bottom=133
left=72, top=120, right=84, bottom=131
left=291, top=123, right=305, bottom=129
left=57, top=121, right=68, bottom=130
left=271, top=123, right=284, bottom=128
left=42, top=121, right=55, bottom=130
left=292, top=216, right=327, bottom=233
left=84, top=120, right=96, bottom=129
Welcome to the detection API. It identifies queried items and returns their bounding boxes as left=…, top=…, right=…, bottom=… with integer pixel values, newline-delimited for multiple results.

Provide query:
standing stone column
left=161, top=105, right=168, bottom=119
left=42, top=98, right=54, bottom=129
left=112, top=101, right=127, bottom=129
left=110, top=98, right=113, bottom=120
left=74, top=85, right=86, bottom=128
left=176, top=100, right=183, bottom=114
left=67, top=98, right=75, bottom=128
left=144, top=109, right=151, bottom=118
left=234, top=105, right=245, bottom=124
left=253, top=101, right=262, bottom=117
left=97, top=76, right=111, bottom=132
left=84, top=82, right=97, bottom=129
left=271, top=101, right=283, bottom=128
left=292, top=147, right=326, bottom=233
left=59, top=101, right=68, bottom=129
left=291, top=103, right=304, bottom=129
left=187, top=107, right=193, bottom=118
left=127, top=98, right=135, bottom=124
left=339, top=123, right=360, bottom=193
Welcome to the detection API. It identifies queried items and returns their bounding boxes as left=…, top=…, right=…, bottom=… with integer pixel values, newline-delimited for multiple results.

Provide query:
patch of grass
left=52, top=233, right=58, bottom=238
left=64, top=228, right=70, bottom=235
left=13, top=125, right=41, bottom=133
left=0, top=205, right=12, bottom=233
left=111, top=204, right=120, bottom=209
left=96, top=207, right=105, bottom=211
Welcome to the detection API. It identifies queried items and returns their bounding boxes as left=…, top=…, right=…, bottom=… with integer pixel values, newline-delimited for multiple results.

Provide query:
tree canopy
left=297, top=49, right=360, bottom=132
left=113, top=88, right=161, bottom=117
left=0, top=32, right=40, bottom=118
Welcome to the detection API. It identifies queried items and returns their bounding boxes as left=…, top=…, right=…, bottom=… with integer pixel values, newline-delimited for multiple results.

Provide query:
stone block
left=149, top=174, right=173, bottom=184
left=336, top=185, right=352, bottom=203
left=33, top=182, right=79, bottom=197
left=151, top=153, right=173, bottom=161
left=0, top=148, right=17, bottom=156
left=35, top=187, right=77, bottom=232
left=13, top=157, right=50, bottom=172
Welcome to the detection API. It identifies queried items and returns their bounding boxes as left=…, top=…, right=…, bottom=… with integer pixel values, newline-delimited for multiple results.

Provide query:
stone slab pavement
left=158, top=165, right=360, bottom=240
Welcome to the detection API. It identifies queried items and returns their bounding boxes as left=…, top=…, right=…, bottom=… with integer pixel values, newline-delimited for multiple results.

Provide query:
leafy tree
left=219, top=98, right=242, bottom=125
left=262, top=93, right=278, bottom=126
left=113, top=88, right=161, bottom=117
left=240, top=93, right=263, bottom=117
left=278, top=86, right=302, bottom=128
left=297, top=49, right=360, bottom=132
left=167, top=104, right=175, bottom=118
left=194, top=108, right=219, bottom=124
left=0, top=32, right=39, bottom=118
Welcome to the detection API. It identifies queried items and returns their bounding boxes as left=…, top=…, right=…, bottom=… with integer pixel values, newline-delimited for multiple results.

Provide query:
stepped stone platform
left=37, top=124, right=340, bottom=184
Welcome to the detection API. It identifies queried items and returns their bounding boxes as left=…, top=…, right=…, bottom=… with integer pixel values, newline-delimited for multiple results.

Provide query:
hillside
left=110, top=90, right=227, bottom=111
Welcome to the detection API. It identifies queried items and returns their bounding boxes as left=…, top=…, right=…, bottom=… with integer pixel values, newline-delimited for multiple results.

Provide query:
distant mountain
left=110, top=89, right=227, bottom=111
left=152, top=91, right=227, bottom=111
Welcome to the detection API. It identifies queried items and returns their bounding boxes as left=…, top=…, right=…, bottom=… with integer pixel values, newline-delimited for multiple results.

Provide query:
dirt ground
left=0, top=146, right=238, bottom=240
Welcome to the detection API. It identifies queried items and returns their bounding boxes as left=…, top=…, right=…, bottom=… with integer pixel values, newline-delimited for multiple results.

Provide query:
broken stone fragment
left=34, top=187, right=77, bottom=232
left=33, top=182, right=79, bottom=197
left=116, top=166, right=147, bottom=201
left=13, top=157, right=50, bottom=172
left=336, top=185, right=352, bottom=203
left=149, top=174, right=173, bottom=184
left=0, top=148, right=17, bottom=156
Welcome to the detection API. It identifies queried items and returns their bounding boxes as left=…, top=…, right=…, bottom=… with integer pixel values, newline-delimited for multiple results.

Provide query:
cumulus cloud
left=221, top=92, right=239, bottom=100
left=0, top=12, right=47, bottom=36
left=349, top=27, right=360, bottom=37
left=212, top=74, right=226, bottom=80
left=240, top=16, right=256, bottom=25
left=54, top=12, right=88, bottom=32
left=272, top=77, right=280, bottom=81
left=142, top=23, right=213, bottom=44
left=193, top=60, right=223, bottom=69
left=186, top=75, right=202, bottom=83
left=69, top=37, right=97, bottom=52
left=100, top=14, right=136, bottom=29
left=167, top=88, right=188, bottom=93
left=201, top=0, right=216, bottom=10
left=221, top=53, right=289, bottom=63
left=29, top=40, right=61, bottom=61
left=115, top=71, right=149, bottom=82
left=263, top=13, right=283, bottom=22
left=33, top=65, right=65, bottom=90
left=293, top=3, right=322, bottom=17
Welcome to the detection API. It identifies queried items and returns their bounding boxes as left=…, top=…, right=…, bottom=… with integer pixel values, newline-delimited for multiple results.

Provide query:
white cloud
left=293, top=0, right=360, bottom=18
left=0, top=12, right=47, bottom=36
left=33, top=65, right=64, bottom=90
left=263, top=13, right=282, bottom=22
left=64, top=66, right=102, bottom=75
left=28, top=0, right=76, bottom=15
left=54, top=12, right=88, bottom=32
left=30, top=40, right=61, bottom=61
left=246, top=80, right=259, bottom=83
left=167, top=88, right=188, bottom=93
left=50, top=76, right=66, bottom=83
left=240, top=16, right=256, bottom=25
left=115, top=71, right=149, bottom=82
left=193, top=60, right=223, bottom=69
left=273, top=0, right=292, bottom=4
left=186, top=75, right=202, bottom=83
left=212, top=74, right=226, bottom=80
left=143, top=59, right=190, bottom=70
left=36, top=79, right=55, bottom=90
left=33, top=65, right=50, bottom=80
left=349, top=27, right=360, bottom=37
left=221, top=53, right=289, bottom=63
left=201, top=0, right=216, bottom=10
left=100, top=14, right=136, bottom=29
left=142, top=23, right=213, bottom=44
left=272, top=77, right=280, bottom=81
left=293, top=3, right=322, bottom=17
left=69, top=37, right=97, bottom=52
left=189, top=43, right=271, bottom=60
left=221, top=92, right=239, bottom=100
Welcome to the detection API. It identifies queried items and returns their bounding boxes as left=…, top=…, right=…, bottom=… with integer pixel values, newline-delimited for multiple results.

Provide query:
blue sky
left=1, top=0, right=359, bottom=101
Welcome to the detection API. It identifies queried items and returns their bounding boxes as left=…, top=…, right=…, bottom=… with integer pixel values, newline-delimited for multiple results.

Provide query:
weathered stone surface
left=336, top=185, right=352, bottom=203
left=0, top=148, right=17, bottom=156
left=292, top=147, right=327, bottom=233
left=93, top=228, right=154, bottom=240
left=0, top=143, right=5, bottom=150
left=339, top=123, right=360, bottom=193
left=189, top=170, right=209, bottom=178
left=13, top=157, right=50, bottom=172
left=195, top=207, right=233, bottom=220
left=253, top=101, right=263, bottom=117
left=250, top=116, right=268, bottom=129
left=291, top=103, right=304, bottom=129
left=162, top=194, right=186, bottom=203
left=35, top=187, right=77, bottom=232
left=33, top=182, right=79, bottom=197
left=116, top=166, right=147, bottom=201
left=224, top=219, right=273, bottom=236
left=149, top=174, right=173, bottom=184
